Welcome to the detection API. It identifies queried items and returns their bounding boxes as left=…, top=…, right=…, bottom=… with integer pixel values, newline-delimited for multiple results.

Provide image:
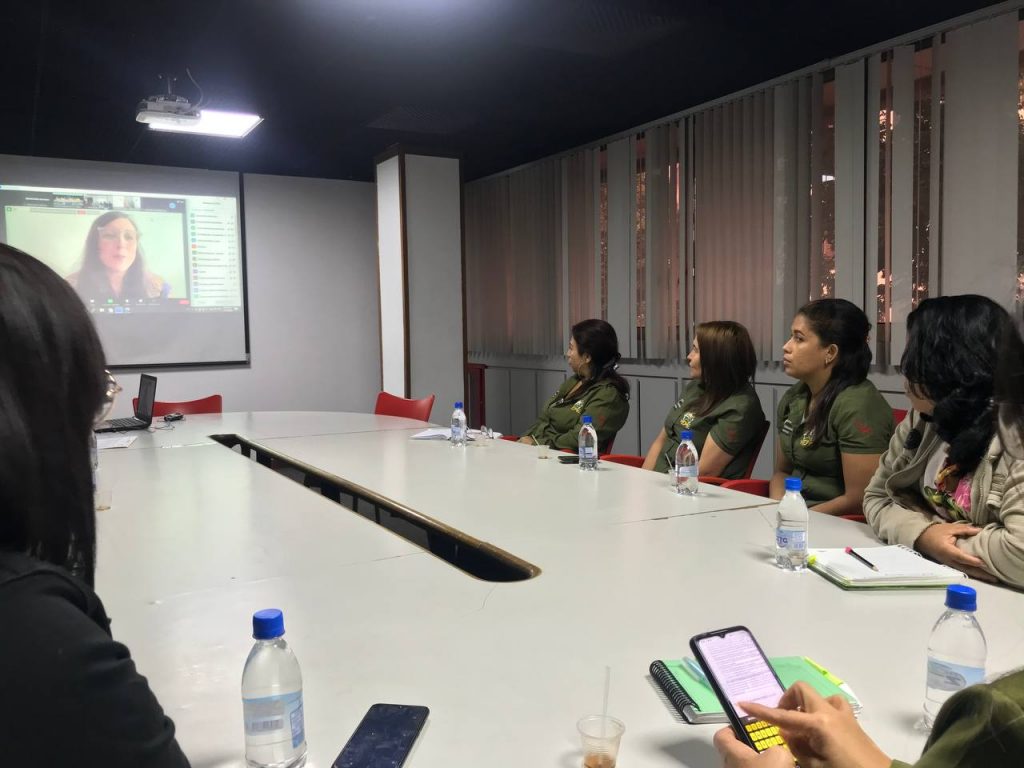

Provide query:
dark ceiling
left=2, top=0, right=1002, bottom=182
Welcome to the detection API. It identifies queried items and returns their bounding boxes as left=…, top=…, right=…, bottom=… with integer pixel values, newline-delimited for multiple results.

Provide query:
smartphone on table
left=690, top=626, right=792, bottom=757
left=332, top=703, right=429, bottom=768
left=557, top=454, right=580, bottom=464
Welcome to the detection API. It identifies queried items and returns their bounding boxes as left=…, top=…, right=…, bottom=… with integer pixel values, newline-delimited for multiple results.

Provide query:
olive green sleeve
left=523, top=379, right=570, bottom=443
left=708, top=394, right=765, bottom=456
left=582, top=385, right=630, bottom=452
left=830, top=387, right=894, bottom=454
left=909, top=677, right=1024, bottom=767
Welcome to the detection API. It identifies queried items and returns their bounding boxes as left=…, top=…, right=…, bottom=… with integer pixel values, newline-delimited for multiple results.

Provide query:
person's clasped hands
left=712, top=682, right=892, bottom=768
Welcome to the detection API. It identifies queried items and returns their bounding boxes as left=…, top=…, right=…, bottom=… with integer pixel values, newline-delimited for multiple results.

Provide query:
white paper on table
left=97, top=434, right=138, bottom=449
left=411, top=428, right=452, bottom=440
left=410, top=429, right=503, bottom=440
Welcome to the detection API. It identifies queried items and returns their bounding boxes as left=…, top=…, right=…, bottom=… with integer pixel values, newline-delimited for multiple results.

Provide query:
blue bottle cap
left=784, top=476, right=802, bottom=492
left=454, top=401, right=463, bottom=409
left=252, top=608, right=286, bottom=639
left=945, top=584, right=977, bottom=612
left=582, top=415, right=593, bottom=424
left=680, top=430, right=694, bottom=441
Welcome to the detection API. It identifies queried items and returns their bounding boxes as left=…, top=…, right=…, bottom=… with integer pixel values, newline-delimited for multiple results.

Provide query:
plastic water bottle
left=774, top=477, right=808, bottom=571
left=923, top=585, right=986, bottom=728
left=674, top=430, right=699, bottom=495
left=450, top=401, right=468, bottom=447
left=578, top=415, right=599, bottom=471
left=242, top=609, right=307, bottom=768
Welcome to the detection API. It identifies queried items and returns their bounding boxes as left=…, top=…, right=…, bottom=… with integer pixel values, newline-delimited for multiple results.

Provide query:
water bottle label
left=926, top=659, right=985, bottom=692
left=244, top=691, right=305, bottom=749
left=580, top=446, right=597, bottom=459
left=775, top=529, right=807, bottom=551
left=675, top=466, right=698, bottom=479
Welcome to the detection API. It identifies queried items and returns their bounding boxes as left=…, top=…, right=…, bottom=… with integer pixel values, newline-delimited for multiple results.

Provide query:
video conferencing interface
left=0, top=168, right=248, bottom=367
left=0, top=185, right=243, bottom=315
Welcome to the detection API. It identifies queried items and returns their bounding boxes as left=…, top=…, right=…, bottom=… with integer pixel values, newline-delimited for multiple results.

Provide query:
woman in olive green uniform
left=642, top=321, right=765, bottom=478
left=520, top=319, right=630, bottom=452
left=770, top=299, right=893, bottom=515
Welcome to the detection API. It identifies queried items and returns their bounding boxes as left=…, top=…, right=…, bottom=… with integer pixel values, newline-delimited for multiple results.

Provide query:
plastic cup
left=95, top=474, right=113, bottom=511
left=537, top=442, right=551, bottom=459
left=577, top=715, right=624, bottom=768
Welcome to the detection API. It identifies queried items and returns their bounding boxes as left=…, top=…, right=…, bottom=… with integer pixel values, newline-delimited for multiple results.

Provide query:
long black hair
left=799, top=299, right=872, bottom=442
left=572, top=319, right=630, bottom=398
left=996, top=316, right=1024, bottom=458
left=76, top=211, right=149, bottom=300
left=901, top=295, right=1010, bottom=473
left=0, top=243, right=107, bottom=585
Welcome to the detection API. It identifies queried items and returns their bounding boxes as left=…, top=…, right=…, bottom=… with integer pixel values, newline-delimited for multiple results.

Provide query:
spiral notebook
left=807, top=545, right=966, bottom=590
left=649, top=656, right=860, bottom=724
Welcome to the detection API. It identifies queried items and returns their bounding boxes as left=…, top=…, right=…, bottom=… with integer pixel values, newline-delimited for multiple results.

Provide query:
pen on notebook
left=844, top=546, right=878, bottom=571
left=682, top=657, right=708, bottom=685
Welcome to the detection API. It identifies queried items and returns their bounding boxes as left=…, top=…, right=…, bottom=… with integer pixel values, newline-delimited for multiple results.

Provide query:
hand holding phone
left=690, top=627, right=791, bottom=757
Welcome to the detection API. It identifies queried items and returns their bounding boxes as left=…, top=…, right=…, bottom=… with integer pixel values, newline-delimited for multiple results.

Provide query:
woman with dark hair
left=0, top=243, right=189, bottom=766
left=864, top=295, right=1024, bottom=588
left=520, top=318, right=630, bottom=452
left=67, top=211, right=171, bottom=303
left=642, top=320, right=765, bottom=478
left=770, top=299, right=894, bottom=514
left=712, top=315, right=1024, bottom=767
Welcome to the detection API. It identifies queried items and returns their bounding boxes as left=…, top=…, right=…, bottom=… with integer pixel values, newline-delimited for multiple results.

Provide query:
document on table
left=410, top=429, right=502, bottom=440
left=97, top=434, right=138, bottom=449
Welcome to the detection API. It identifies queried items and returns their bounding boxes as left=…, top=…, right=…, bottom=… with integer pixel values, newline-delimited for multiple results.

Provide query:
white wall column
left=375, top=150, right=465, bottom=416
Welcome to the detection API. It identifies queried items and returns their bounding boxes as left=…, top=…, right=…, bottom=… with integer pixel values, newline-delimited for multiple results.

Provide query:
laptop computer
left=95, top=374, right=157, bottom=432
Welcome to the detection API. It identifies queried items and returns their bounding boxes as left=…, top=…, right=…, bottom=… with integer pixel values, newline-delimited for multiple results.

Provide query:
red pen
left=845, top=546, right=878, bottom=571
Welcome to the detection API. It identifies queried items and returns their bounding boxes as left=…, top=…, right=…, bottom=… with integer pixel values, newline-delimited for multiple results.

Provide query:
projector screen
left=0, top=154, right=249, bottom=367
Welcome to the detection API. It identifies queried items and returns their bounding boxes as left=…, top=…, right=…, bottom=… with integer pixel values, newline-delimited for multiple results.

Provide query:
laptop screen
left=135, top=374, right=157, bottom=420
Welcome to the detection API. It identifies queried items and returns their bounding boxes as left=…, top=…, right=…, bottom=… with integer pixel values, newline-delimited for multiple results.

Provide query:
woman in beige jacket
left=863, top=295, right=1024, bottom=589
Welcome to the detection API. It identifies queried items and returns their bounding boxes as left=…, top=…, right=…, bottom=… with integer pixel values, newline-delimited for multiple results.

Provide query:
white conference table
left=94, top=412, right=1024, bottom=768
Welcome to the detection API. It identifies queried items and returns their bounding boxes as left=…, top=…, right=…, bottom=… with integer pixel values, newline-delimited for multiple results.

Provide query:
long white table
left=94, top=413, right=1024, bottom=768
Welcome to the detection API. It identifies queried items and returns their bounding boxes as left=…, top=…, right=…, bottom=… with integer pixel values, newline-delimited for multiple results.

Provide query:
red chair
left=602, top=454, right=644, bottom=468
left=374, top=391, right=435, bottom=422
left=721, top=478, right=770, bottom=496
left=893, top=408, right=908, bottom=425
left=501, top=435, right=520, bottom=442
left=135, top=394, right=222, bottom=417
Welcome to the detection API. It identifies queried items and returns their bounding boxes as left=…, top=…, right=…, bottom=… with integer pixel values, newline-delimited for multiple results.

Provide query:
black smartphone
left=332, top=703, right=429, bottom=768
left=690, top=627, right=790, bottom=756
left=557, top=454, right=579, bottom=464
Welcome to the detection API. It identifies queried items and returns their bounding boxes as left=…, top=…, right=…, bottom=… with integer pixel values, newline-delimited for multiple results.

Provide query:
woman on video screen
left=67, top=212, right=170, bottom=304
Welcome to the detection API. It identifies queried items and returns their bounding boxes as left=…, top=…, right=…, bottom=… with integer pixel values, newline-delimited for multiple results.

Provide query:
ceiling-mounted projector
left=136, top=94, right=200, bottom=125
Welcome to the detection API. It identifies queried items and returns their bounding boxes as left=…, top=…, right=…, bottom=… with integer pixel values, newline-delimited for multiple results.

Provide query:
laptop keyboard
left=105, top=417, right=144, bottom=429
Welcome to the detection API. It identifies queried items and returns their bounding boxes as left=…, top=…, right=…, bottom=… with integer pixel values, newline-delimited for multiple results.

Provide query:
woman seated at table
left=0, top=243, right=188, bottom=766
left=714, top=324, right=1024, bottom=767
left=769, top=298, right=893, bottom=514
left=641, top=320, right=765, bottom=478
left=520, top=318, right=630, bottom=452
left=864, top=295, right=1024, bottom=589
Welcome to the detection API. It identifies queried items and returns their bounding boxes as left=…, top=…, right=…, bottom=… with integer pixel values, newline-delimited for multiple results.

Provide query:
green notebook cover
left=651, top=656, right=858, bottom=722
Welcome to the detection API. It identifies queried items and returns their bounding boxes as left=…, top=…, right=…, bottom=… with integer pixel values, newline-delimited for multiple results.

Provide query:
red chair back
left=374, top=391, right=436, bottom=422
left=602, top=454, right=644, bottom=468
left=721, top=478, right=770, bottom=497
left=134, top=394, right=222, bottom=417
left=892, top=408, right=908, bottom=425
